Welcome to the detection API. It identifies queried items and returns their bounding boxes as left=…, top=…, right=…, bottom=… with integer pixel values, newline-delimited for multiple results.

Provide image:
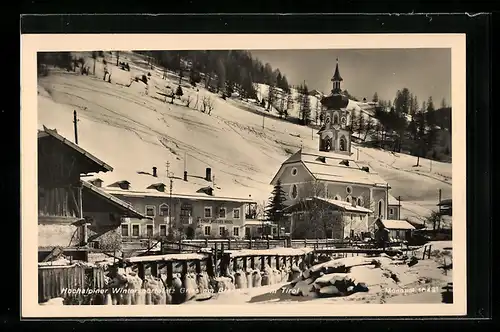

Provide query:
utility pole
left=73, top=110, right=79, bottom=144
left=430, top=159, right=433, bottom=172
left=169, top=177, right=173, bottom=229
left=357, top=148, right=359, bottom=161
left=437, top=189, right=442, bottom=231
left=398, top=195, right=401, bottom=219
left=262, top=113, right=265, bottom=129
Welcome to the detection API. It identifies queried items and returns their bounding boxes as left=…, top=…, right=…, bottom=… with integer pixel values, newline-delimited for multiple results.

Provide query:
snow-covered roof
left=273, top=149, right=389, bottom=188
left=283, top=196, right=373, bottom=214
left=314, top=197, right=373, bottom=213
left=92, top=166, right=256, bottom=203
left=388, top=194, right=400, bottom=206
left=81, top=180, right=149, bottom=219
left=378, top=219, right=415, bottom=230
left=38, top=125, right=113, bottom=173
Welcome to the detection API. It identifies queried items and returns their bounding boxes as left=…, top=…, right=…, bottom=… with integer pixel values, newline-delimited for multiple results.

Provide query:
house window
left=233, top=227, right=239, bottom=237
left=131, top=224, right=140, bottom=237
left=219, top=226, right=226, bottom=236
left=145, top=205, right=156, bottom=217
left=219, top=207, right=227, bottom=219
left=290, top=184, right=298, bottom=200
left=180, top=203, right=192, bottom=217
left=121, top=224, right=129, bottom=237
left=158, top=204, right=169, bottom=216
left=159, top=224, right=167, bottom=237
left=204, top=207, right=212, bottom=218
left=351, top=214, right=354, bottom=220
left=291, top=167, right=298, bottom=176
left=346, top=186, right=352, bottom=194
left=257, top=227, right=263, bottom=234
left=233, top=208, right=240, bottom=219
left=245, top=227, right=250, bottom=237
left=146, top=224, right=154, bottom=237
left=204, top=226, right=211, bottom=236
left=272, top=227, right=277, bottom=235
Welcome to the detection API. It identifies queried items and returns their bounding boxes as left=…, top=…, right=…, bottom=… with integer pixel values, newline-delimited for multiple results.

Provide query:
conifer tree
left=265, top=180, right=287, bottom=238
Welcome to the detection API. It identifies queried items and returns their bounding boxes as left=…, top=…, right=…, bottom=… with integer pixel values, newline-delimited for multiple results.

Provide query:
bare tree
left=202, top=96, right=215, bottom=115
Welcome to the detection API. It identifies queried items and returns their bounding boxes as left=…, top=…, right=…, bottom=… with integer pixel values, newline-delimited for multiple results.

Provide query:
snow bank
left=224, top=247, right=313, bottom=257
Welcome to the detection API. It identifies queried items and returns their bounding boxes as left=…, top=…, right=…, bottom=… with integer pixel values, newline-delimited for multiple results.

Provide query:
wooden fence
left=38, top=264, right=106, bottom=303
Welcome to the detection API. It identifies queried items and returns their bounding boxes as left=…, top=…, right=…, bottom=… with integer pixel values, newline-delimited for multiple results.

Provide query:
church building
left=271, top=59, right=396, bottom=240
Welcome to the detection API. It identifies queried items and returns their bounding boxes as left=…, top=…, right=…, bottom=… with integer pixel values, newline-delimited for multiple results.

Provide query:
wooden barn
left=38, top=126, right=148, bottom=262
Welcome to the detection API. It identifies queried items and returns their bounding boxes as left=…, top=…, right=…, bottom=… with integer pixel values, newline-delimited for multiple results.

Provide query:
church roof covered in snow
left=271, top=148, right=390, bottom=188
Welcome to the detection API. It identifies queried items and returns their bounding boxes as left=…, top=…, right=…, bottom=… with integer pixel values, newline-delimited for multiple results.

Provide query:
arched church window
left=290, top=184, right=298, bottom=200
left=291, top=167, right=298, bottom=176
left=357, top=196, right=364, bottom=206
left=378, top=200, right=384, bottom=217
left=333, top=113, right=339, bottom=125
left=341, top=116, right=347, bottom=126
left=346, top=186, right=352, bottom=194
left=334, top=194, right=342, bottom=201
left=324, top=138, right=332, bottom=152
left=346, top=195, right=352, bottom=203
left=339, top=136, right=347, bottom=151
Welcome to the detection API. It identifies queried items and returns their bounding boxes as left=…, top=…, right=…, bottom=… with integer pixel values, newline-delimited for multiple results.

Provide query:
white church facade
left=271, top=59, right=401, bottom=239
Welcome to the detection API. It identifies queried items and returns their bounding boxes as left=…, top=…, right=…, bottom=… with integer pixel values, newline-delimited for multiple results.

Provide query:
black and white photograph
left=21, top=34, right=466, bottom=317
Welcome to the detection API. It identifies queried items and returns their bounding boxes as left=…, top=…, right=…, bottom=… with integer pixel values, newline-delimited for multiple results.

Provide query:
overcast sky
left=250, top=49, right=451, bottom=106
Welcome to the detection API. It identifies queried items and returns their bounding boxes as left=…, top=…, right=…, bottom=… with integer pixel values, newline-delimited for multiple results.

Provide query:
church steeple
left=331, top=58, right=343, bottom=93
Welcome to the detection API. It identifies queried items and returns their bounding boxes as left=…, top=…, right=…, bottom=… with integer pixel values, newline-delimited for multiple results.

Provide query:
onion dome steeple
left=320, top=57, right=349, bottom=110
left=331, top=58, right=343, bottom=93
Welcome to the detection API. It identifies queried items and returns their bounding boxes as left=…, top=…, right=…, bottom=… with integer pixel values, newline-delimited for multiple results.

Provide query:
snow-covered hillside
left=36, top=51, right=451, bottom=224
left=254, top=83, right=377, bottom=124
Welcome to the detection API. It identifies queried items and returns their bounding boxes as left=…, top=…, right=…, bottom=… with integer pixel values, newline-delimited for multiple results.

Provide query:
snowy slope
left=36, top=51, right=451, bottom=221
left=254, top=83, right=377, bottom=124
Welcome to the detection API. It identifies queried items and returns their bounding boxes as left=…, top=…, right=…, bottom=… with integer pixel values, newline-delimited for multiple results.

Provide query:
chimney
left=152, top=167, right=157, bottom=177
left=183, top=171, right=188, bottom=181
left=205, top=167, right=212, bottom=182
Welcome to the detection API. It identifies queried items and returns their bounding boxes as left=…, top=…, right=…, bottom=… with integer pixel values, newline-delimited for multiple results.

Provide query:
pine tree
left=357, top=112, right=366, bottom=137
left=364, top=117, right=375, bottom=141
left=372, top=92, right=379, bottom=103
left=299, top=84, right=311, bottom=125
left=265, top=180, right=287, bottom=238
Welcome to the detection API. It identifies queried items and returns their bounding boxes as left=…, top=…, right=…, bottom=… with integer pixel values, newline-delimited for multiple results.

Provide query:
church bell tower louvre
left=318, top=58, right=352, bottom=156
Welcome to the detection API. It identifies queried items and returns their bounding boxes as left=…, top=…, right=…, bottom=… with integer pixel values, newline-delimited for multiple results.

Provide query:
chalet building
left=437, top=198, right=452, bottom=216
left=38, top=126, right=148, bottom=262
left=243, top=219, right=279, bottom=239
left=273, top=59, right=399, bottom=240
left=96, top=166, right=257, bottom=240
left=374, top=218, right=415, bottom=241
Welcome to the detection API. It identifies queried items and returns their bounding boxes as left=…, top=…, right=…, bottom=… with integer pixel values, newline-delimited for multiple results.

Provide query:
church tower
left=317, top=58, right=352, bottom=155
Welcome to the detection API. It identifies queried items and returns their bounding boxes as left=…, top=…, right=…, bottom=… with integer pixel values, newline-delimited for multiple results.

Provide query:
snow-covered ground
left=37, top=51, right=451, bottom=221
left=185, top=241, right=453, bottom=305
